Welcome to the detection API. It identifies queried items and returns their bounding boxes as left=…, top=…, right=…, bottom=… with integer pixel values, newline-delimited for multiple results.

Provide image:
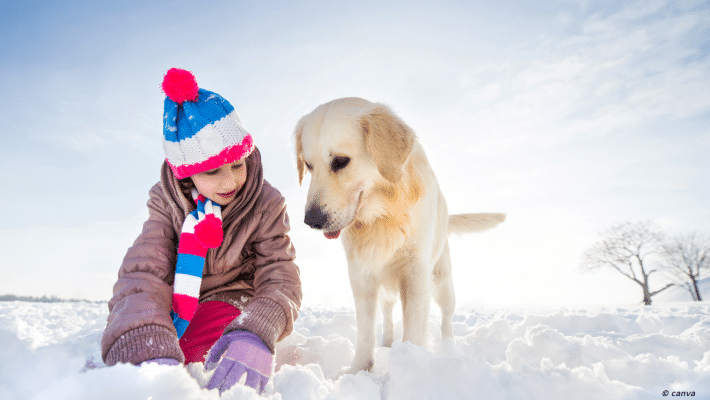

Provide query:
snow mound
left=0, top=302, right=708, bottom=399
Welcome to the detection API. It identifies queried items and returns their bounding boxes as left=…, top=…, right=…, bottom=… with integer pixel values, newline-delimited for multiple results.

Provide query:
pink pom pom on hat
left=162, top=68, right=200, bottom=105
left=161, top=68, right=254, bottom=179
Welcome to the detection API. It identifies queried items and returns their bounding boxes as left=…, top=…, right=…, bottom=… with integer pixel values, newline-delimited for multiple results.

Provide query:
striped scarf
left=171, top=188, right=224, bottom=338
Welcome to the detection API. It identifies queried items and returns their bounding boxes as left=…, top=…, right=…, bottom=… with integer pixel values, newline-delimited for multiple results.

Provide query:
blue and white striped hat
left=161, top=68, right=254, bottom=179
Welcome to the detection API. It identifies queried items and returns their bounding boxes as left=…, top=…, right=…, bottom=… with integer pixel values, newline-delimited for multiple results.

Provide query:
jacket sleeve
left=101, top=184, right=184, bottom=365
left=224, top=192, right=302, bottom=353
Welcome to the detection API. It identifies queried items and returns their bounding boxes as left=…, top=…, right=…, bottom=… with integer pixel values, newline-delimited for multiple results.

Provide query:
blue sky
left=1, top=0, right=708, bottom=307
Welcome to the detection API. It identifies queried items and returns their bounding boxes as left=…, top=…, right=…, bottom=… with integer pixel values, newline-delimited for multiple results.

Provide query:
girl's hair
left=178, top=176, right=194, bottom=200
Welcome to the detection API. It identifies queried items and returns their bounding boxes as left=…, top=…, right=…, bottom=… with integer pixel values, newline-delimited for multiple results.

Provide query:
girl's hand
left=142, top=357, right=180, bottom=366
left=205, top=331, right=273, bottom=394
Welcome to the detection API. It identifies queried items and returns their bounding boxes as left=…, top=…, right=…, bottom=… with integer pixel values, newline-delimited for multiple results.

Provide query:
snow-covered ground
left=1, top=300, right=708, bottom=400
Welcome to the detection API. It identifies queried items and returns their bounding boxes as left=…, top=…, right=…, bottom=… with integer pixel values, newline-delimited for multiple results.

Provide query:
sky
left=1, top=0, right=708, bottom=308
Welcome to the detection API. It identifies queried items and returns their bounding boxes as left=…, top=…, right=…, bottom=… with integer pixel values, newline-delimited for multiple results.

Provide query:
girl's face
left=190, top=159, right=248, bottom=206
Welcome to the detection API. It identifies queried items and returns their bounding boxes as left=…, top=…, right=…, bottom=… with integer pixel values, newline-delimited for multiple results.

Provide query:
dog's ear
left=360, top=104, right=415, bottom=182
left=294, top=118, right=307, bottom=186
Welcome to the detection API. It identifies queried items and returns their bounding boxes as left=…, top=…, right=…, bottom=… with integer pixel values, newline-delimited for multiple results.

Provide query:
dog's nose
left=304, top=205, right=329, bottom=229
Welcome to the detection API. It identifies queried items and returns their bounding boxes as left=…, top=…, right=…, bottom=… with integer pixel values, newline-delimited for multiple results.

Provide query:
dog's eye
left=331, top=156, right=350, bottom=173
left=304, top=162, right=313, bottom=171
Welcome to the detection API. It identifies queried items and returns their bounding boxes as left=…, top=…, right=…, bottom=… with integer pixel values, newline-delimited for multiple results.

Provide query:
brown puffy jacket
left=101, top=148, right=301, bottom=365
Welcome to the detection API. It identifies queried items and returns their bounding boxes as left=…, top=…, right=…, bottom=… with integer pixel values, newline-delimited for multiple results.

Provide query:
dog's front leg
left=381, top=296, right=396, bottom=347
left=400, top=259, right=430, bottom=347
left=347, top=267, right=379, bottom=373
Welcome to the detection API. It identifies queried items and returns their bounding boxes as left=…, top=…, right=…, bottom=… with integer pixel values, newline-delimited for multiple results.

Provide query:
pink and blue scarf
left=171, top=188, right=224, bottom=338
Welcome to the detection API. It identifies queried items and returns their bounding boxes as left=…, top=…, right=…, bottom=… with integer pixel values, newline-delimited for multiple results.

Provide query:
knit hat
left=161, top=68, right=254, bottom=179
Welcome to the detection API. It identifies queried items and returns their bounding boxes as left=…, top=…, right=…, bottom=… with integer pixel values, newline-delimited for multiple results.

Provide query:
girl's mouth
left=217, top=189, right=237, bottom=198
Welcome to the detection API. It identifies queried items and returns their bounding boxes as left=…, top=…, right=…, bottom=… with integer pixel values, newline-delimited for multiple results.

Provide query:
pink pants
left=178, top=301, right=242, bottom=364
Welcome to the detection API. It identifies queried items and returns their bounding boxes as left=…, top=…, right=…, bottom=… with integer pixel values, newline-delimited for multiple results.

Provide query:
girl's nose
left=220, top=170, right=239, bottom=189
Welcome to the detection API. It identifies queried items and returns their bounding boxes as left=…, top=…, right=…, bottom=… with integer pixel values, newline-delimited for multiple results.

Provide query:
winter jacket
left=101, top=148, right=301, bottom=365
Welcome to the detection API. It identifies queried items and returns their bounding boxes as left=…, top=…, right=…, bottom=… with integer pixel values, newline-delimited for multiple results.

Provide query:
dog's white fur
left=294, top=97, right=505, bottom=372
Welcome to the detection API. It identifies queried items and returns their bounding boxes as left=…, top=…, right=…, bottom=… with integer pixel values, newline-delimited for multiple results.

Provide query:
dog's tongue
left=324, top=230, right=341, bottom=240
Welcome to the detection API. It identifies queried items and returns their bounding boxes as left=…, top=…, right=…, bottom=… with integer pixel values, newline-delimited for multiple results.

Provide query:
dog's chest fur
left=342, top=160, right=427, bottom=279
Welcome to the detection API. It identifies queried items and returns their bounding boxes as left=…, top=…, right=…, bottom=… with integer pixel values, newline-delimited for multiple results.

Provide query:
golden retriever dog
left=294, top=97, right=505, bottom=372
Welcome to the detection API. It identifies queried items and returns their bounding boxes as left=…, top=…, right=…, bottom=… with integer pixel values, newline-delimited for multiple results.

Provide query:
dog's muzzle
left=304, top=205, right=329, bottom=230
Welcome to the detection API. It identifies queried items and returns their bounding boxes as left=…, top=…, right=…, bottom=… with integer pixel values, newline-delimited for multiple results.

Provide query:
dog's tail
left=448, top=213, right=506, bottom=236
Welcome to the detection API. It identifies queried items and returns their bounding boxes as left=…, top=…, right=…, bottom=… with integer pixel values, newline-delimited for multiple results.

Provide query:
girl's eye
left=331, top=156, right=350, bottom=173
left=205, top=169, right=219, bottom=176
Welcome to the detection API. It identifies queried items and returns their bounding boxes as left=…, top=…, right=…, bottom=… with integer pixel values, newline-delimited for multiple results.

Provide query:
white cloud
left=453, top=0, right=709, bottom=153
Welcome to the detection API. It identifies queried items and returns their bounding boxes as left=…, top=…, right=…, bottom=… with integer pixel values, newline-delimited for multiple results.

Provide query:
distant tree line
left=581, top=221, right=709, bottom=305
left=0, top=294, right=106, bottom=303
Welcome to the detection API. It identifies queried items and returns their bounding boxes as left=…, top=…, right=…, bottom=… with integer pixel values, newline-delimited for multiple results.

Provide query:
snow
left=1, top=301, right=709, bottom=399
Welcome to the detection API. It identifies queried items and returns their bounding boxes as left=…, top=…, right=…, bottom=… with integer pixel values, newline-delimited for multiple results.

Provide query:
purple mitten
left=205, top=331, right=273, bottom=394
left=142, top=357, right=180, bottom=366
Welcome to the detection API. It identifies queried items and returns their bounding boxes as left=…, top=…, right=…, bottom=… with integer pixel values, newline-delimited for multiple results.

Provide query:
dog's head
left=294, top=97, right=415, bottom=239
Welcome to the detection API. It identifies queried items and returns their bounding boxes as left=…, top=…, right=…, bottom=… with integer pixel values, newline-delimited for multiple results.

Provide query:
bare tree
left=581, top=221, right=674, bottom=305
left=661, top=233, right=709, bottom=301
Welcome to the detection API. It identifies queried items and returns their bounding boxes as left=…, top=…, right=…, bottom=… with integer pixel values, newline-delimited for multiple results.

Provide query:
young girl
left=101, top=68, right=301, bottom=394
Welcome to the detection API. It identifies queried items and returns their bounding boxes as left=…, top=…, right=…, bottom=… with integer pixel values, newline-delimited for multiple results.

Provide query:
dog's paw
left=345, top=359, right=373, bottom=374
